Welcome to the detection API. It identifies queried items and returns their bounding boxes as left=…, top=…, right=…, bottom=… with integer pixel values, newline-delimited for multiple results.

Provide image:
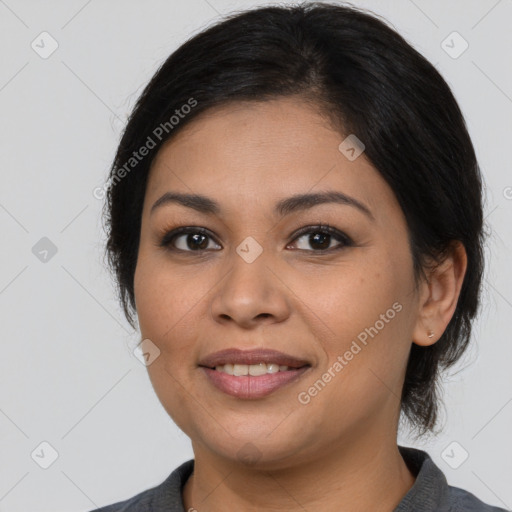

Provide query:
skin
left=133, top=97, right=467, bottom=512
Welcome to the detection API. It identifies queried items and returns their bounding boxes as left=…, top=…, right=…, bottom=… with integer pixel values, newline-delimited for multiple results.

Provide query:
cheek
left=134, top=253, right=206, bottom=342
left=298, top=255, right=412, bottom=397
left=294, top=257, right=405, bottom=340
left=133, top=254, right=218, bottom=395
left=134, top=257, right=206, bottom=431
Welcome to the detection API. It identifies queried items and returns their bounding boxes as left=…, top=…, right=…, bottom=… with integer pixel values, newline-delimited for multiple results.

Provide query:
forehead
left=145, top=98, right=396, bottom=220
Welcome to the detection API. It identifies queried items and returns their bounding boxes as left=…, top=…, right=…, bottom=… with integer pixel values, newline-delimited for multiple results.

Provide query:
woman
left=92, top=2, right=505, bottom=511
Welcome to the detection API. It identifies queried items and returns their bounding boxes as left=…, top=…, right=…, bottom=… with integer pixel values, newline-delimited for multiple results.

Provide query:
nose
left=209, top=248, right=291, bottom=329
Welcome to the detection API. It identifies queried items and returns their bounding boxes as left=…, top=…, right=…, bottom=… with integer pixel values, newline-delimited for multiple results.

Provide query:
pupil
left=310, top=233, right=330, bottom=250
left=188, top=233, right=208, bottom=250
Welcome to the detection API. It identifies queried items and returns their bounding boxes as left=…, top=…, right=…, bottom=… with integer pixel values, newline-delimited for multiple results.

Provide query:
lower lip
left=200, top=366, right=310, bottom=399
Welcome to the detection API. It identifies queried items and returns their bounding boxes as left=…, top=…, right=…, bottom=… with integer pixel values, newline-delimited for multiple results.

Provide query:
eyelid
left=288, top=223, right=353, bottom=250
left=158, top=223, right=353, bottom=254
left=290, top=223, right=342, bottom=239
left=159, top=226, right=220, bottom=249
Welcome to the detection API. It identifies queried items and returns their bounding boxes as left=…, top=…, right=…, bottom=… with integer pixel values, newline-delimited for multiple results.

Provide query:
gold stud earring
left=427, top=330, right=434, bottom=338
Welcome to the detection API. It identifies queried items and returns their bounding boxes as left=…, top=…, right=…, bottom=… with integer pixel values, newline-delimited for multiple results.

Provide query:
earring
left=427, top=330, right=434, bottom=338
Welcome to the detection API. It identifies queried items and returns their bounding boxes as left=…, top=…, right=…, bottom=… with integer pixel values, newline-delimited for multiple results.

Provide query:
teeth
left=214, top=362, right=292, bottom=376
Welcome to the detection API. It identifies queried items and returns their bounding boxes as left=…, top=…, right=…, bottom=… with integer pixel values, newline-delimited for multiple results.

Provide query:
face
left=134, top=97, right=423, bottom=468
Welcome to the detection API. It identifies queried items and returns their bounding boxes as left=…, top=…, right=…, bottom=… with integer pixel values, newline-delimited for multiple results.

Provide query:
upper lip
left=198, top=348, right=311, bottom=369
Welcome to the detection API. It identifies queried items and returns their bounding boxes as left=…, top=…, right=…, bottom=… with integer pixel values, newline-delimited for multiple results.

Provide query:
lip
left=201, top=366, right=311, bottom=399
left=198, top=348, right=311, bottom=369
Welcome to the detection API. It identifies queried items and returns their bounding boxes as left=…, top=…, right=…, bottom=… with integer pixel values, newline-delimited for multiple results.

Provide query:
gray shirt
left=90, top=445, right=508, bottom=511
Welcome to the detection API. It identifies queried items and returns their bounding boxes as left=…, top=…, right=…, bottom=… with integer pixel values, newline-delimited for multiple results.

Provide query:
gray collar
left=149, top=445, right=502, bottom=512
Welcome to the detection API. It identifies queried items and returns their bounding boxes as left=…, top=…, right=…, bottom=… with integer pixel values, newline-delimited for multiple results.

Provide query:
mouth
left=198, top=347, right=311, bottom=370
left=199, top=364, right=311, bottom=399
left=197, top=348, right=312, bottom=399
left=201, top=362, right=311, bottom=375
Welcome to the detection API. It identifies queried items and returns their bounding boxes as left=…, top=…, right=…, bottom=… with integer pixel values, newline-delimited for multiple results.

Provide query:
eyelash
left=158, top=223, right=354, bottom=254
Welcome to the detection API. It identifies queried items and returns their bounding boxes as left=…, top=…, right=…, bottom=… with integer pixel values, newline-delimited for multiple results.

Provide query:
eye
left=287, top=224, right=353, bottom=252
left=159, top=227, right=221, bottom=252
left=159, top=223, right=353, bottom=254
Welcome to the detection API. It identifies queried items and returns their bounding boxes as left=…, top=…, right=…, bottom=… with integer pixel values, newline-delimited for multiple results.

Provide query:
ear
left=412, top=241, right=468, bottom=347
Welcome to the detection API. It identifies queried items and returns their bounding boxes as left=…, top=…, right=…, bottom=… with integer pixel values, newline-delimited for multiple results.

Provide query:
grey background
left=0, top=0, right=511, bottom=511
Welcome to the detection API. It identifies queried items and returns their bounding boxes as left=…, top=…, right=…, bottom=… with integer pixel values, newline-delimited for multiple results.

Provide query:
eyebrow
left=150, top=190, right=374, bottom=221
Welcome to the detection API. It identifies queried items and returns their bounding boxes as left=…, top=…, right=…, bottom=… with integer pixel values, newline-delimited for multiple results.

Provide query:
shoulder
left=447, top=485, right=509, bottom=512
left=90, top=490, right=152, bottom=512
left=397, top=445, right=507, bottom=512
left=86, top=459, right=194, bottom=512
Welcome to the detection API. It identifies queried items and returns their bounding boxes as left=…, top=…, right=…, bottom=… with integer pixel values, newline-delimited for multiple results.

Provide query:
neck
left=182, top=435, right=416, bottom=512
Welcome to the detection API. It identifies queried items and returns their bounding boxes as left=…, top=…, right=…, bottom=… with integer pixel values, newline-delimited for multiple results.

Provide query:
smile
left=213, top=362, right=297, bottom=375
left=201, top=365, right=311, bottom=399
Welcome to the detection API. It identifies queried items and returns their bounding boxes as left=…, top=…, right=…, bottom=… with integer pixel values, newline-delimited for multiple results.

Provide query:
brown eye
left=160, top=227, right=221, bottom=252
left=288, top=224, right=353, bottom=252
left=159, top=224, right=353, bottom=254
